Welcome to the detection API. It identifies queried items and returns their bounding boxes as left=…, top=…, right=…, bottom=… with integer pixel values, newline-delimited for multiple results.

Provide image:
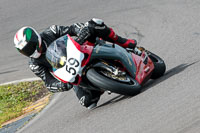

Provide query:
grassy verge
left=0, top=80, right=50, bottom=127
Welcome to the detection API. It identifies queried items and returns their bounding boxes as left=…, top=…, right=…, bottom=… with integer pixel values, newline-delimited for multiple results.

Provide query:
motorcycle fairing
left=52, top=35, right=85, bottom=83
left=132, top=52, right=154, bottom=84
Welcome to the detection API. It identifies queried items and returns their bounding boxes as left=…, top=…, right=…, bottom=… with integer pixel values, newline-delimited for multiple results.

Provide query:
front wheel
left=148, top=52, right=166, bottom=79
left=86, top=68, right=141, bottom=96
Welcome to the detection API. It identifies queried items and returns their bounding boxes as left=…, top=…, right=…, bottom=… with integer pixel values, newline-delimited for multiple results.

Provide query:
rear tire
left=148, top=52, right=166, bottom=79
left=86, top=68, right=141, bottom=96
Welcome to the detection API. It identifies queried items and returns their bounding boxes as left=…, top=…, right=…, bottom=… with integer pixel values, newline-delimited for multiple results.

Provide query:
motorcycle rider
left=14, top=18, right=137, bottom=109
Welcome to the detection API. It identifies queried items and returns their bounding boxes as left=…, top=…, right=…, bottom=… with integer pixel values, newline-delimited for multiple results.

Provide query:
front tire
left=86, top=68, right=141, bottom=96
left=148, top=52, right=166, bottom=79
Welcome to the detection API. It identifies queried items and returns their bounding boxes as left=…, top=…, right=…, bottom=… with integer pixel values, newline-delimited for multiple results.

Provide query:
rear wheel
left=86, top=68, right=141, bottom=96
left=148, top=52, right=166, bottom=79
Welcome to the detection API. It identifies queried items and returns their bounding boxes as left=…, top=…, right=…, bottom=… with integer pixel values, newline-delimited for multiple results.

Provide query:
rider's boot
left=106, top=27, right=147, bottom=56
left=87, top=90, right=104, bottom=109
left=104, top=27, right=147, bottom=57
left=107, top=28, right=137, bottom=49
left=73, top=86, right=104, bottom=109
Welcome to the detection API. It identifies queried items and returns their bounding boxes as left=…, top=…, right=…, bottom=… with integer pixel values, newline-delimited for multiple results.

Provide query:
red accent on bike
left=83, top=41, right=95, bottom=46
left=80, top=42, right=94, bottom=67
left=71, top=75, right=82, bottom=85
left=67, top=34, right=81, bottom=51
left=132, top=52, right=154, bottom=84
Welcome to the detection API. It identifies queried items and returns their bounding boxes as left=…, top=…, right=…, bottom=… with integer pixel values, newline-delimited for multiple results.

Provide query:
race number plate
left=53, top=36, right=84, bottom=83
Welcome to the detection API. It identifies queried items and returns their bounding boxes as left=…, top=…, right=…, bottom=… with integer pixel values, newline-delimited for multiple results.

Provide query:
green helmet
left=14, top=27, right=42, bottom=58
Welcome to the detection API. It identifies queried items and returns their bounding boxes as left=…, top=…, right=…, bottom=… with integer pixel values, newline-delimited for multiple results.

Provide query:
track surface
left=1, top=0, right=200, bottom=132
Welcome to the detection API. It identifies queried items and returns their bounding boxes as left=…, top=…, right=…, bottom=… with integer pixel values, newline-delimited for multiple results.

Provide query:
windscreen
left=46, top=36, right=68, bottom=69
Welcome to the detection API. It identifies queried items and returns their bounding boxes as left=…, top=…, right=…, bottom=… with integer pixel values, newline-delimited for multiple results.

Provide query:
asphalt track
left=1, top=0, right=200, bottom=132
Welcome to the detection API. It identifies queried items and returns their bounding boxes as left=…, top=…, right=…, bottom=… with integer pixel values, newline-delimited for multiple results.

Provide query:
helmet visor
left=18, top=41, right=37, bottom=57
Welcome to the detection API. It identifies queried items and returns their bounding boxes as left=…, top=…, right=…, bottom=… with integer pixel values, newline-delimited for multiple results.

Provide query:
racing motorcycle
left=46, top=34, right=166, bottom=96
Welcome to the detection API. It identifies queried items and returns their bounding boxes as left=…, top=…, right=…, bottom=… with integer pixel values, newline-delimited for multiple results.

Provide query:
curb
left=1, top=94, right=51, bottom=127
left=0, top=77, right=41, bottom=86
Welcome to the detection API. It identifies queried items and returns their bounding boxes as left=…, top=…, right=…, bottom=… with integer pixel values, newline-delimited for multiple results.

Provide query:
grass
left=0, top=80, right=49, bottom=127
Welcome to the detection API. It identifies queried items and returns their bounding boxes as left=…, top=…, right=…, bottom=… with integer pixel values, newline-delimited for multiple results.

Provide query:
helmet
left=14, top=27, right=42, bottom=58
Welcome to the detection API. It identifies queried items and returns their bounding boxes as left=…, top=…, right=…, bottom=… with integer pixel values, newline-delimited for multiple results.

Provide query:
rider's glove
left=51, top=82, right=73, bottom=92
left=75, top=24, right=91, bottom=45
left=60, top=82, right=73, bottom=91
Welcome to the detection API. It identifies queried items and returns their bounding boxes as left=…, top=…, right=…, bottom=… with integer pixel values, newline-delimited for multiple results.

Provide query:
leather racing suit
left=29, top=18, right=137, bottom=108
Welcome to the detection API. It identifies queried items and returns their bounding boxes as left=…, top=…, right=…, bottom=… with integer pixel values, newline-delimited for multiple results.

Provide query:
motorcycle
left=46, top=34, right=166, bottom=96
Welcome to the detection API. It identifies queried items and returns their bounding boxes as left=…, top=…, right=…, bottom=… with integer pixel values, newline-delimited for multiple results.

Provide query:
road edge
left=0, top=78, right=52, bottom=133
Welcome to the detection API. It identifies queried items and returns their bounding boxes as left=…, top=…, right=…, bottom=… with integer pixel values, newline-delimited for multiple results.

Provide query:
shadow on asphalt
left=96, top=61, right=199, bottom=109
left=141, top=61, right=199, bottom=92
left=96, top=94, right=129, bottom=109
